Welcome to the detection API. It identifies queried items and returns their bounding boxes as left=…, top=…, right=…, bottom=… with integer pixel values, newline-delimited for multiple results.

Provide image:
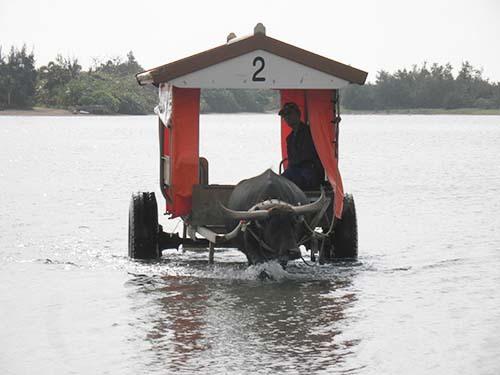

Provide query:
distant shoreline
left=342, top=108, right=500, bottom=115
left=0, top=107, right=74, bottom=116
left=0, top=107, right=146, bottom=117
left=2, top=107, right=500, bottom=116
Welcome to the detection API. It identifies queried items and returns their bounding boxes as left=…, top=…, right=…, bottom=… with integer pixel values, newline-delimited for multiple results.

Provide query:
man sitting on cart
left=279, top=102, right=324, bottom=191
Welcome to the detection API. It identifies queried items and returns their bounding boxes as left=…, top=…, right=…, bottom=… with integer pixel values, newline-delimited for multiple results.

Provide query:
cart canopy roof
left=136, top=24, right=367, bottom=89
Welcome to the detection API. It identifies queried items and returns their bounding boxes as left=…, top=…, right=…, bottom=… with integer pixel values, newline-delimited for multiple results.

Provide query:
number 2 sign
left=252, top=56, right=266, bottom=82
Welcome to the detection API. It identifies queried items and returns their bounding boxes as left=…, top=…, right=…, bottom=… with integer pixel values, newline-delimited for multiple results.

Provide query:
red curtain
left=166, top=86, right=200, bottom=217
left=280, top=89, right=344, bottom=218
left=307, top=90, right=344, bottom=218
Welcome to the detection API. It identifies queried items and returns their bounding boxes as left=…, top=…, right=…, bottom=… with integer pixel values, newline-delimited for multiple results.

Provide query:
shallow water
left=1, top=114, right=499, bottom=374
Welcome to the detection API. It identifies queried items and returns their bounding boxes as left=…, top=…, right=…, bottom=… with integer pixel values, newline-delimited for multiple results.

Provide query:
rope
left=246, top=222, right=317, bottom=268
left=302, top=216, right=335, bottom=238
left=300, top=254, right=316, bottom=267
left=243, top=215, right=335, bottom=266
left=322, top=213, right=336, bottom=237
left=246, top=226, right=276, bottom=253
left=172, top=218, right=182, bottom=233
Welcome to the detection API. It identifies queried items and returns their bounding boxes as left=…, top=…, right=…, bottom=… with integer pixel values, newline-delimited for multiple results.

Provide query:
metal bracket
left=195, top=222, right=243, bottom=244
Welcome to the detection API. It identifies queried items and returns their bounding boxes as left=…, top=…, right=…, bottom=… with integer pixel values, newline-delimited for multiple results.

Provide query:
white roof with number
left=136, top=24, right=367, bottom=89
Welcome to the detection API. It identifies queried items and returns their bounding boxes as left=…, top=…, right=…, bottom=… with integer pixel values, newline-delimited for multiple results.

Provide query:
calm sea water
left=1, top=114, right=499, bottom=374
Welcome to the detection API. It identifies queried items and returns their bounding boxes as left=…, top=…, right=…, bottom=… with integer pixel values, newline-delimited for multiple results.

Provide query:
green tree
left=200, top=89, right=278, bottom=113
left=36, top=55, right=81, bottom=106
left=33, top=51, right=156, bottom=114
left=341, top=62, right=500, bottom=111
left=341, top=83, right=376, bottom=110
left=0, top=47, right=6, bottom=108
left=0, top=45, right=37, bottom=108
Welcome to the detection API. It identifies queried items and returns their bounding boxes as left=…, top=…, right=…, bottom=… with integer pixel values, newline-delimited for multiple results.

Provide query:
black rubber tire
left=331, top=194, right=358, bottom=259
left=128, top=192, right=160, bottom=260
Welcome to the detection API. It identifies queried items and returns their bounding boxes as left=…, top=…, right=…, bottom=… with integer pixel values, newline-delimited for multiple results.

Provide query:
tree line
left=0, top=45, right=278, bottom=114
left=1, top=45, right=499, bottom=114
left=0, top=45, right=157, bottom=114
left=341, top=62, right=500, bottom=111
left=200, top=89, right=278, bottom=113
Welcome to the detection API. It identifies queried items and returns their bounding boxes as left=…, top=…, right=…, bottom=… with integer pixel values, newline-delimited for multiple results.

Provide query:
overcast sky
left=1, top=0, right=499, bottom=83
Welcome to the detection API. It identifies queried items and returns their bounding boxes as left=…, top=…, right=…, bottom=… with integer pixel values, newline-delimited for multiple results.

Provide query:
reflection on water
left=125, top=259, right=360, bottom=373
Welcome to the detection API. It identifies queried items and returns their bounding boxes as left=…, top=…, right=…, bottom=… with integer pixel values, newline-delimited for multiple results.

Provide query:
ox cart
left=130, top=24, right=367, bottom=265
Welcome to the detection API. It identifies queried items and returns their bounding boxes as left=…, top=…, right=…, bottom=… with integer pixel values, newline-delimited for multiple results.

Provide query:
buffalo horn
left=218, top=203, right=270, bottom=220
left=290, top=187, right=326, bottom=215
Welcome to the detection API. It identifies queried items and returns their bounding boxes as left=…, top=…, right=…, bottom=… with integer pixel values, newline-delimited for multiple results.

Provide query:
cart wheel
left=128, top=192, right=160, bottom=260
left=331, top=194, right=358, bottom=259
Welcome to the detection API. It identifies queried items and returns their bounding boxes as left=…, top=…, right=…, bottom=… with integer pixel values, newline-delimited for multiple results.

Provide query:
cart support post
left=209, top=242, right=215, bottom=264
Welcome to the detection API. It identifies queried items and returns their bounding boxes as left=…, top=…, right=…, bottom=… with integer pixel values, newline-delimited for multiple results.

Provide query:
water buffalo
left=220, top=169, right=325, bottom=265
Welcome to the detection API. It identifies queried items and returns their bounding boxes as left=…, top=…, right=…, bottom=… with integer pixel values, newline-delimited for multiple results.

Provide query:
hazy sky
left=1, top=0, right=499, bottom=83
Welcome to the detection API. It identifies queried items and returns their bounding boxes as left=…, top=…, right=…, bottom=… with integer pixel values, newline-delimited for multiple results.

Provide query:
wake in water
left=9, top=239, right=362, bottom=284
left=125, top=247, right=362, bottom=284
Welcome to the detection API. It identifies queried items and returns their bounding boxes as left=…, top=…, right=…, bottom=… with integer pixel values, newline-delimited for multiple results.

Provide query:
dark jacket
left=286, top=122, right=322, bottom=170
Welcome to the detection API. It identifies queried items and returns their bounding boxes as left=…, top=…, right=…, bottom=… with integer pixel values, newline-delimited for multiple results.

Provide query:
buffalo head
left=220, top=170, right=325, bottom=265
